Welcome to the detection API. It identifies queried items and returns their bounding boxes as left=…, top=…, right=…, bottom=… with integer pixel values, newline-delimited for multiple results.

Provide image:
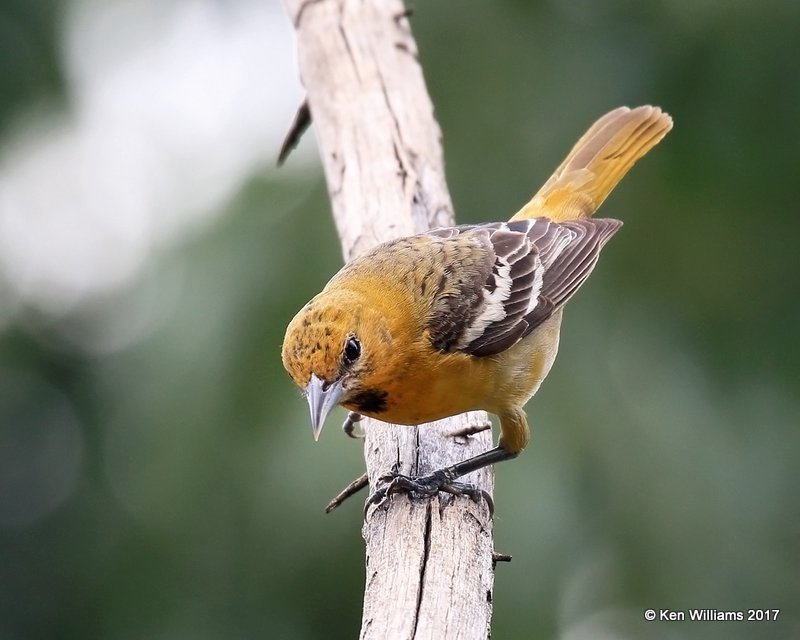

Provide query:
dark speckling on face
left=282, top=297, right=356, bottom=388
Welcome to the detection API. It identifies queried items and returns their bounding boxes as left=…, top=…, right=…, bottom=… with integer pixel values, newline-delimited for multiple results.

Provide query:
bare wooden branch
left=282, top=0, right=497, bottom=637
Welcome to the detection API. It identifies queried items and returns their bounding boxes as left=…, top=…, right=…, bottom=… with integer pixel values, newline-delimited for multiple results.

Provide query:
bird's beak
left=306, top=373, right=344, bottom=441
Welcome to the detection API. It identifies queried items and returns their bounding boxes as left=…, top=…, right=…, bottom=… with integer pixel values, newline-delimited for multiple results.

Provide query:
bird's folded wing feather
left=426, top=218, right=622, bottom=357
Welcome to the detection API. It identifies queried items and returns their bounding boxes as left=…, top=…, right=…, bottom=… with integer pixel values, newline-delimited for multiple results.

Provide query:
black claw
left=363, top=486, right=390, bottom=519
left=438, top=482, right=493, bottom=516
left=481, top=490, right=495, bottom=517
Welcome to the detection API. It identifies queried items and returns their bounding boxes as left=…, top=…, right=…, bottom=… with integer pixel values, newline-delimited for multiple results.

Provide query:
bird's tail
left=511, top=105, right=672, bottom=222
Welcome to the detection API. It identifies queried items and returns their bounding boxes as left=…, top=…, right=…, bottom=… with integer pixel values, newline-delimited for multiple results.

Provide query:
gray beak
left=306, top=373, right=344, bottom=441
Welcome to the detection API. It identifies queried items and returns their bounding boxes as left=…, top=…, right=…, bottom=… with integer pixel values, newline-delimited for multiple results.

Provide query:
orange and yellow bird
left=282, top=106, right=672, bottom=504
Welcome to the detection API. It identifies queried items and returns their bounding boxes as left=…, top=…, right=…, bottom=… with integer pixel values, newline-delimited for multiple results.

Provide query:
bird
left=281, top=105, right=672, bottom=506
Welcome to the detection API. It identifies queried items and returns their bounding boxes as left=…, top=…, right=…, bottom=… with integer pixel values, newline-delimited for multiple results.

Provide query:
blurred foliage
left=1, top=0, right=798, bottom=639
left=0, top=0, right=66, bottom=134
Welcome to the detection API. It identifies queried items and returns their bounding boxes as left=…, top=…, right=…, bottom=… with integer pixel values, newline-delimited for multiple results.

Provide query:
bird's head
left=281, top=290, right=394, bottom=441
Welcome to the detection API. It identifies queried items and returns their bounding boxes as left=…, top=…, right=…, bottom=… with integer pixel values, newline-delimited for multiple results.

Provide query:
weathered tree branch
left=282, top=0, right=497, bottom=637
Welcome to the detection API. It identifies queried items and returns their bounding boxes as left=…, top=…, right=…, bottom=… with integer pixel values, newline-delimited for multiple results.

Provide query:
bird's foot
left=365, top=469, right=493, bottom=516
left=342, top=412, right=364, bottom=438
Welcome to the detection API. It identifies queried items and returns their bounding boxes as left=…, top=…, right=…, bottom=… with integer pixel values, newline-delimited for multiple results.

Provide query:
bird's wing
left=426, top=217, right=622, bottom=357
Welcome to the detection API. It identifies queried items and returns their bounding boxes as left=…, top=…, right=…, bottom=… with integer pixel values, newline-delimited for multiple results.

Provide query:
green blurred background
left=1, top=0, right=798, bottom=638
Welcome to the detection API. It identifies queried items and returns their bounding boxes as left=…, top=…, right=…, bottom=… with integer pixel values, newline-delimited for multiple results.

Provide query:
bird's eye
left=343, top=336, right=361, bottom=364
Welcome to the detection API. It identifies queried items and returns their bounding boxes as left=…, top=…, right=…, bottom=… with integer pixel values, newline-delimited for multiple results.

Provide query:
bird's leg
left=365, top=446, right=517, bottom=515
left=342, top=412, right=364, bottom=438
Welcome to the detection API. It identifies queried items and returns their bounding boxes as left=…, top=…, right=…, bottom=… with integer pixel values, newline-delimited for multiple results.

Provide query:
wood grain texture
left=283, top=0, right=496, bottom=637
